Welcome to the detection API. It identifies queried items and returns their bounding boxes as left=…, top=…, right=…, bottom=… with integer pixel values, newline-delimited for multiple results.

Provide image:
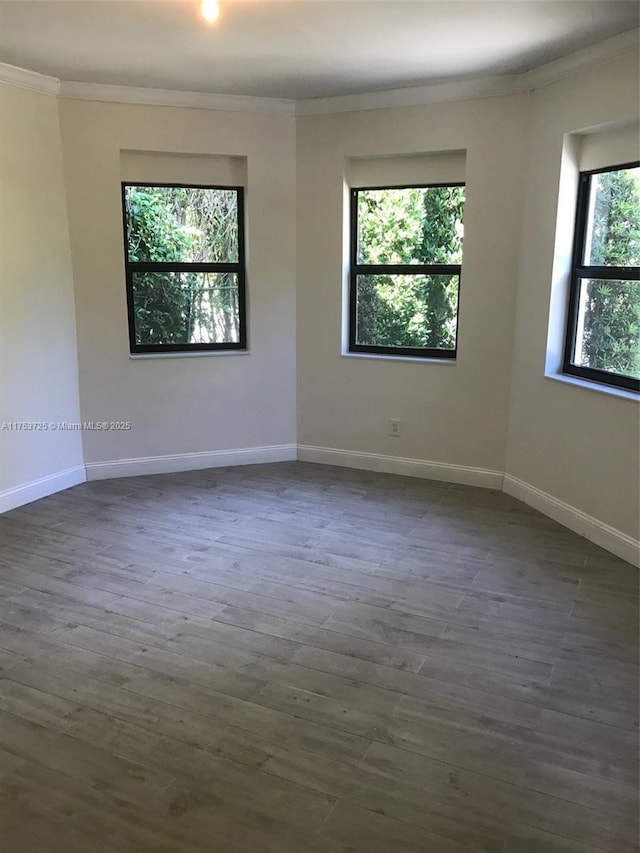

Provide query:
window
left=349, top=183, right=465, bottom=359
left=122, top=182, right=246, bottom=354
left=563, top=163, right=640, bottom=392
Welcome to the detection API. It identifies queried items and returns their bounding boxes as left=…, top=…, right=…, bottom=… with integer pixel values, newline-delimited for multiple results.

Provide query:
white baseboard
left=503, top=474, right=640, bottom=567
left=85, top=444, right=297, bottom=481
left=298, top=446, right=638, bottom=566
left=1, top=445, right=636, bottom=567
left=0, top=465, right=86, bottom=514
left=297, top=445, right=504, bottom=490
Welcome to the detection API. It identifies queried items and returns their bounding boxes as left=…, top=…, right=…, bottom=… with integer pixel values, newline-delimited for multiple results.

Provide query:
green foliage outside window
left=124, top=186, right=240, bottom=346
left=355, top=186, right=464, bottom=351
left=577, top=167, right=640, bottom=379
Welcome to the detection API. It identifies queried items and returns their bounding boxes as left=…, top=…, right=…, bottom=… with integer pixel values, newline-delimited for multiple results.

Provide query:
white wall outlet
left=389, top=418, right=401, bottom=437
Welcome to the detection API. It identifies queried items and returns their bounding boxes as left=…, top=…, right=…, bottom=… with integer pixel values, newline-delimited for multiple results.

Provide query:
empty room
left=0, top=1, right=639, bottom=851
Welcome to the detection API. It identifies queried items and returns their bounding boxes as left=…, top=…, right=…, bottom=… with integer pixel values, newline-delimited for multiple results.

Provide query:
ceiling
left=0, top=1, right=638, bottom=101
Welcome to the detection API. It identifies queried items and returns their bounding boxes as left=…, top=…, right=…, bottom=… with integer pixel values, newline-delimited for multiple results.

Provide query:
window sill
left=341, top=351, right=456, bottom=365
left=545, top=371, right=639, bottom=401
left=130, top=350, right=249, bottom=360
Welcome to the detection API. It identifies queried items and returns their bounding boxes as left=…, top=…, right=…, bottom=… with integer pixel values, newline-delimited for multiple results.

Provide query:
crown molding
left=294, top=74, right=528, bottom=116
left=58, top=80, right=296, bottom=115
left=296, top=28, right=639, bottom=116
left=0, top=61, right=60, bottom=96
left=0, top=27, right=636, bottom=116
left=525, top=27, right=639, bottom=90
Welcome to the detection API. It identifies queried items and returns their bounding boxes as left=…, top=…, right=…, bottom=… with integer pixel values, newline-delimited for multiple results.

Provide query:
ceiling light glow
left=201, top=0, right=220, bottom=24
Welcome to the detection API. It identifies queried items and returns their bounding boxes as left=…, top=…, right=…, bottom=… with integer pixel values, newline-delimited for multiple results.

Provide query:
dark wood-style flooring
left=0, top=462, right=637, bottom=852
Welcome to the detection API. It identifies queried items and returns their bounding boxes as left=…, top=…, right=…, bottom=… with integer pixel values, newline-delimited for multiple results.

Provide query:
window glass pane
left=124, top=186, right=238, bottom=263
left=572, top=278, right=640, bottom=379
left=355, top=274, right=459, bottom=350
left=131, top=271, right=240, bottom=345
left=583, top=167, right=640, bottom=267
left=357, top=186, right=465, bottom=265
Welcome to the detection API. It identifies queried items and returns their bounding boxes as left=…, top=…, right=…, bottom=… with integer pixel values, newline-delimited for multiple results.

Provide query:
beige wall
left=58, top=99, right=297, bottom=466
left=506, top=51, right=640, bottom=540
left=296, top=94, right=530, bottom=472
left=2, top=46, right=638, bottom=546
left=0, top=83, right=83, bottom=497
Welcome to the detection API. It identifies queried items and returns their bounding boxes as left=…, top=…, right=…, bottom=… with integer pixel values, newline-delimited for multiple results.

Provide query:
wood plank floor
left=0, top=461, right=637, bottom=852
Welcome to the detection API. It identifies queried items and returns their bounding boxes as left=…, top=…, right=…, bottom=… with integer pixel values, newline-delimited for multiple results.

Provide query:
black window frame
left=121, top=181, right=247, bottom=355
left=348, top=182, right=464, bottom=360
left=563, top=162, right=640, bottom=393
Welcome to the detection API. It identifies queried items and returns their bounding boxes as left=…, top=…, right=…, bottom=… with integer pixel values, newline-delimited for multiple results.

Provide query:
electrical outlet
left=389, top=418, right=401, bottom=437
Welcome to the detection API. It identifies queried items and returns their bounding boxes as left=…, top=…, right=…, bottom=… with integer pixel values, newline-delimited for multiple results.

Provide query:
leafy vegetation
left=355, top=186, right=464, bottom=350
left=124, top=186, right=240, bottom=345
left=577, top=167, right=640, bottom=379
left=123, top=172, right=638, bottom=373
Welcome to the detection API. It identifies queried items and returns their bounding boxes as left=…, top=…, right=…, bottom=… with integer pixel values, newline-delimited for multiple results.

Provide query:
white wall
left=0, top=82, right=84, bottom=509
left=58, top=99, right=297, bottom=474
left=296, top=94, right=530, bottom=476
left=506, top=50, right=640, bottom=541
left=2, top=46, right=638, bottom=557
